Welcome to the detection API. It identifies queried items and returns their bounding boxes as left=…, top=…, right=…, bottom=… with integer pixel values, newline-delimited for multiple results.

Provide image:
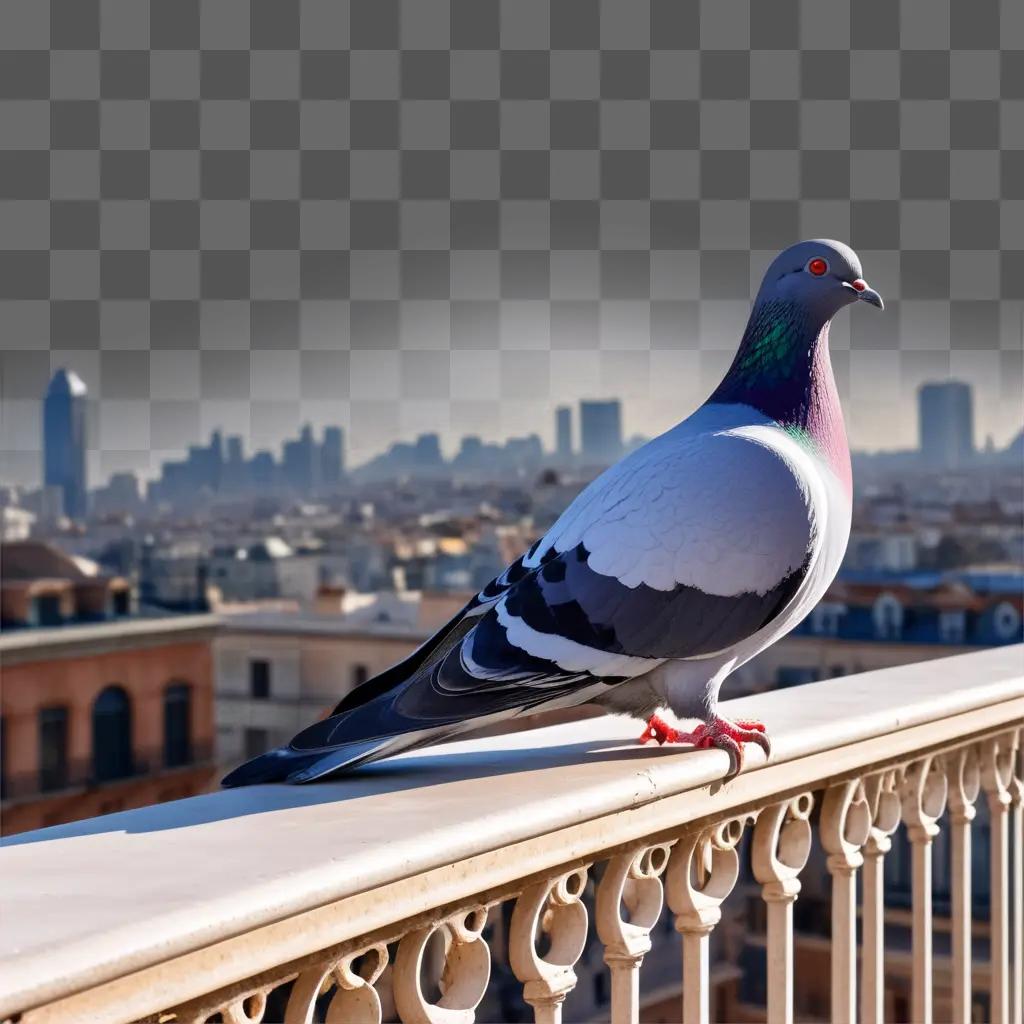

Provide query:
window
left=92, top=686, right=133, bottom=782
left=112, top=590, right=130, bottom=616
left=163, top=683, right=192, bottom=768
left=39, top=706, right=69, bottom=791
left=810, top=602, right=844, bottom=636
left=34, top=594, right=62, bottom=626
left=992, top=601, right=1022, bottom=642
left=244, top=727, right=270, bottom=760
left=939, top=610, right=966, bottom=644
left=873, top=594, right=904, bottom=640
left=250, top=659, right=271, bottom=699
left=352, top=663, right=370, bottom=687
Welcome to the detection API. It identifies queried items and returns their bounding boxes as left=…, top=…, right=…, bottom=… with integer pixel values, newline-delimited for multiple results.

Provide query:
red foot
left=690, top=717, right=771, bottom=776
left=637, top=714, right=684, bottom=745
left=638, top=713, right=771, bottom=778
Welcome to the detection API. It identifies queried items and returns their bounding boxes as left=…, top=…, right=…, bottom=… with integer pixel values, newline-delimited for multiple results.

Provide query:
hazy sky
left=1, top=0, right=1022, bottom=488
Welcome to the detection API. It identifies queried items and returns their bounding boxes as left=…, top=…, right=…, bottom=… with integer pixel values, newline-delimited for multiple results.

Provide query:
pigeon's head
left=756, top=239, right=884, bottom=320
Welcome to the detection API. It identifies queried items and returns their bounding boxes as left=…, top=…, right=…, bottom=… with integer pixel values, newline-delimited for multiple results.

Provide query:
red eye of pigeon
left=807, top=258, right=828, bottom=277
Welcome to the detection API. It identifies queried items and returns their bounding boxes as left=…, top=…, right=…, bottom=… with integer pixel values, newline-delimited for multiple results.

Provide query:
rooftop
left=219, top=608, right=430, bottom=642
left=1, top=540, right=103, bottom=581
left=0, top=613, right=220, bottom=663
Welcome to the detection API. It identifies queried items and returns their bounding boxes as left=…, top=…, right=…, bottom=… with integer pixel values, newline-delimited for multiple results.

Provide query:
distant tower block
left=579, top=400, right=623, bottom=465
left=43, top=369, right=88, bottom=521
left=555, top=406, right=572, bottom=460
left=918, top=381, right=974, bottom=469
left=322, top=426, right=345, bottom=486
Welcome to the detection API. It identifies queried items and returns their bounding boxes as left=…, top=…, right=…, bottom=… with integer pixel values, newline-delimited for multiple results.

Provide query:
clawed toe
left=638, top=714, right=685, bottom=745
left=733, top=718, right=767, bottom=733
left=690, top=717, right=771, bottom=777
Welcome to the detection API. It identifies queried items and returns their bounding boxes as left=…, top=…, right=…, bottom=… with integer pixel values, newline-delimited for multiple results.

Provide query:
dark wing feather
left=289, top=604, right=596, bottom=753
left=508, top=542, right=811, bottom=662
left=329, top=553, right=533, bottom=715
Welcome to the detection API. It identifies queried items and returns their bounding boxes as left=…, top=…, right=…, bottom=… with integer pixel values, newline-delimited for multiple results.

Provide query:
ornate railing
left=0, top=646, right=1021, bottom=1024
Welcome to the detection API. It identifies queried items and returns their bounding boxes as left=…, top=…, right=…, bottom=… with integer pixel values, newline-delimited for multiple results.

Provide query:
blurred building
left=91, top=471, right=144, bottom=519
left=321, top=426, right=345, bottom=487
left=282, top=425, right=319, bottom=493
left=555, top=406, right=573, bottom=461
left=1, top=541, right=132, bottom=628
left=579, top=400, right=623, bottom=464
left=139, top=538, right=209, bottom=612
left=845, top=527, right=919, bottom=572
left=208, top=537, right=319, bottom=605
left=42, top=369, right=88, bottom=522
left=0, top=612, right=218, bottom=836
left=0, top=505, right=35, bottom=542
left=919, top=381, right=974, bottom=470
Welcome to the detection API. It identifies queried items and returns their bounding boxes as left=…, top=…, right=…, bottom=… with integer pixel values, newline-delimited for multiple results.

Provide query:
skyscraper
left=43, top=369, right=88, bottom=521
left=282, top=425, right=318, bottom=492
left=413, top=433, right=443, bottom=467
left=579, top=400, right=623, bottom=464
left=919, top=381, right=974, bottom=469
left=321, top=426, right=345, bottom=487
left=555, top=406, right=573, bottom=460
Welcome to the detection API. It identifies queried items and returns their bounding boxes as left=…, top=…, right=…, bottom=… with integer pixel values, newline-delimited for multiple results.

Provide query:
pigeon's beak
left=844, top=278, right=884, bottom=309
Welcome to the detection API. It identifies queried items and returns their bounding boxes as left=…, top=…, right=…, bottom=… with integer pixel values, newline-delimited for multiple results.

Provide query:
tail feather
left=284, top=731, right=438, bottom=783
left=221, top=726, right=460, bottom=787
left=221, top=746, right=326, bottom=787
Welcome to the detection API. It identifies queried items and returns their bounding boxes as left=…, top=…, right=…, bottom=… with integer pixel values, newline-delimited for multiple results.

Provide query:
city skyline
left=2, top=351, right=1022, bottom=491
left=9, top=367, right=1021, bottom=502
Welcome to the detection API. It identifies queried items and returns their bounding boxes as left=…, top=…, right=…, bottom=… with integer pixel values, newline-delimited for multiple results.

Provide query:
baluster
left=509, top=867, right=590, bottom=1024
left=285, top=943, right=389, bottom=1024
left=665, top=816, right=749, bottom=1024
left=1012, top=729, right=1023, bottom=1024
left=982, top=732, right=1018, bottom=1024
left=900, top=755, right=948, bottom=1024
left=860, top=769, right=902, bottom=1024
left=751, top=794, right=814, bottom=1024
left=595, top=843, right=672, bottom=1024
left=393, top=907, right=492, bottom=1024
left=946, top=747, right=981, bottom=1024
left=822, top=780, right=872, bottom=1024
left=224, top=991, right=270, bottom=1024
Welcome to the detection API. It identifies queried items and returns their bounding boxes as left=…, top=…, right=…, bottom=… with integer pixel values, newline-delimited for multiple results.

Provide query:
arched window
left=163, top=682, right=192, bottom=768
left=873, top=594, right=904, bottom=640
left=992, top=601, right=1022, bottom=642
left=92, top=686, right=133, bottom=782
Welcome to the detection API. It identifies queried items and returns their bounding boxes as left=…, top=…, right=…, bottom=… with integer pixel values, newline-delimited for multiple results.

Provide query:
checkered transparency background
left=0, top=0, right=1022, bottom=485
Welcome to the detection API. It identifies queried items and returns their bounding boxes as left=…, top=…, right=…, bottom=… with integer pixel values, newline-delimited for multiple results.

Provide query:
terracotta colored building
left=1, top=539, right=132, bottom=629
left=1, top=615, right=219, bottom=835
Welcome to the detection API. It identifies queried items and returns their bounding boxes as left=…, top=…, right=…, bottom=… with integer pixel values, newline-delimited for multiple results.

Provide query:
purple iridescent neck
left=709, top=298, right=851, bottom=494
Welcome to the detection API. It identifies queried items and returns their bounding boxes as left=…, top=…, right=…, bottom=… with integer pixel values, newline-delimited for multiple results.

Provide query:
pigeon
left=222, top=239, right=883, bottom=787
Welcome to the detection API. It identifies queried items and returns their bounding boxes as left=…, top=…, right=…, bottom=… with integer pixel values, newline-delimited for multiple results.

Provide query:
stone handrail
left=1, top=645, right=1022, bottom=1024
